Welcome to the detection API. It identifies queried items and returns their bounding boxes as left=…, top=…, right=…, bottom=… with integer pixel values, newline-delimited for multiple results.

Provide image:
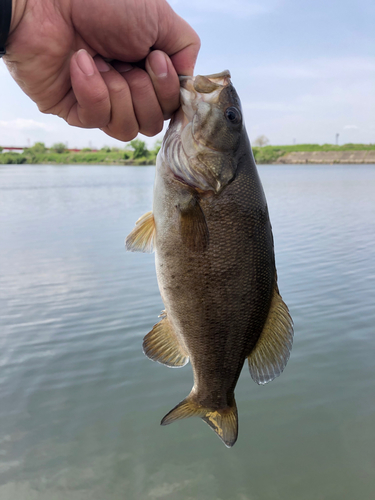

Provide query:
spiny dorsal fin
left=161, top=395, right=238, bottom=448
left=126, top=211, right=155, bottom=253
left=179, top=198, right=209, bottom=252
left=248, top=284, right=293, bottom=385
left=143, top=312, right=189, bottom=368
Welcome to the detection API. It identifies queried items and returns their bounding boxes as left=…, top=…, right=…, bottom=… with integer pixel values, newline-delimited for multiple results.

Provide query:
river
left=1, top=164, right=374, bottom=499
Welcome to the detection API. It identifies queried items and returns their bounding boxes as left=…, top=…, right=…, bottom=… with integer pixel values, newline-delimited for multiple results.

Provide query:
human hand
left=4, top=0, right=200, bottom=141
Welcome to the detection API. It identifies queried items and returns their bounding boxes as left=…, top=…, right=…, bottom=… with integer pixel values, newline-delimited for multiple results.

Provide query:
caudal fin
left=161, top=395, right=238, bottom=448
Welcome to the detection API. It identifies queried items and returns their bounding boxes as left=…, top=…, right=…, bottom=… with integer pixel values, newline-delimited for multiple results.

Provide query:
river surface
left=0, top=164, right=374, bottom=500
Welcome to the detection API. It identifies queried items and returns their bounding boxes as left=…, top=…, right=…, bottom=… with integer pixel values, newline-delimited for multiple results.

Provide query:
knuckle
left=107, top=122, right=139, bottom=143
left=78, top=110, right=109, bottom=129
left=140, top=119, right=163, bottom=137
left=127, top=70, right=152, bottom=97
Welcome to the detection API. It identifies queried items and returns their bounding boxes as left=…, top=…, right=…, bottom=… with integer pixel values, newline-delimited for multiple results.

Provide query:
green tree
left=130, top=139, right=149, bottom=159
left=30, top=142, right=46, bottom=153
left=52, top=142, right=67, bottom=154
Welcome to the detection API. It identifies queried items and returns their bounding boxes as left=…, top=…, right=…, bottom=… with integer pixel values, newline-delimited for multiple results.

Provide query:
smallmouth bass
left=126, top=71, right=293, bottom=447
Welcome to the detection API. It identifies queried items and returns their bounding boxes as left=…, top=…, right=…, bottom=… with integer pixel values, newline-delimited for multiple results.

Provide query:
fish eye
left=225, top=107, right=241, bottom=124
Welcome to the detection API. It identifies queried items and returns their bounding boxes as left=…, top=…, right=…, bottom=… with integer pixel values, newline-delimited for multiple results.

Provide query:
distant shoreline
left=1, top=144, right=375, bottom=165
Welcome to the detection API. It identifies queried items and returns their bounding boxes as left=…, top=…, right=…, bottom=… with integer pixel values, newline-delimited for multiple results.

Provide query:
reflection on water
left=0, top=164, right=374, bottom=499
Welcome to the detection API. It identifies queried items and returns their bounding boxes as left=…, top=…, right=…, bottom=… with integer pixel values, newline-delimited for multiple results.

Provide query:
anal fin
left=248, top=284, right=294, bottom=385
left=126, top=211, right=155, bottom=253
left=143, top=312, right=189, bottom=368
left=161, top=395, right=238, bottom=448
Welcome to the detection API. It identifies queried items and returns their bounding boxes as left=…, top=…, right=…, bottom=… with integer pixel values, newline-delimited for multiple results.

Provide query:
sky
left=0, top=0, right=374, bottom=149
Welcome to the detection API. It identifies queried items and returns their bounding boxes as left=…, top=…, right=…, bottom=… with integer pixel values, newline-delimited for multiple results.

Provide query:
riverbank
left=252, top=144, right=375, bottom=164
left=276, top=150, right=375, bottom=164
left=1, top=143, right=374, bottom=165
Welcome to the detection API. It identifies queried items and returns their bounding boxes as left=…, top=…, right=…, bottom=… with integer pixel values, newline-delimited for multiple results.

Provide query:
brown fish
left=126, top=71, right=293, bottom=447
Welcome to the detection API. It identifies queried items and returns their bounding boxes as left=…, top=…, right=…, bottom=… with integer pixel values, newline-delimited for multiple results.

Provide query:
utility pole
left=335, top=133, right=339, bottom=146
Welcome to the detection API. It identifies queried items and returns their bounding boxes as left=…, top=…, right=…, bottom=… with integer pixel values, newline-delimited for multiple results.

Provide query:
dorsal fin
left=126, top=211, right=155, bottom=253
left=248, top=284, right=293, bottom=385
left=143, top=312, right=189, bottom=368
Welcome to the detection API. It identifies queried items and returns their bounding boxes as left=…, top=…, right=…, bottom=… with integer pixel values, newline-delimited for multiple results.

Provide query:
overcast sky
left=0, top=0, right=374, bottom=149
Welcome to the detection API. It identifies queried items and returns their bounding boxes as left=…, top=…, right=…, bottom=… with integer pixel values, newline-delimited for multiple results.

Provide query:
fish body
left=126, top=71, right=293, bottom=447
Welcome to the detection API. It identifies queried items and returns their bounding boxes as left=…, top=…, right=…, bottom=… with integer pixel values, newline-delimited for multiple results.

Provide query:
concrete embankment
left=276, top=151, right=375, bottom=164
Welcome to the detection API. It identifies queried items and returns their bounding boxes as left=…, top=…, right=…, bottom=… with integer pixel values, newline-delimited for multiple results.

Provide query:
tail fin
left=161, top=395, right=238, bottom=448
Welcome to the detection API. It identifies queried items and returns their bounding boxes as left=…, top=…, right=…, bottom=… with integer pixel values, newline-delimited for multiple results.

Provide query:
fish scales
left=126, top=71, right=293, bottom=447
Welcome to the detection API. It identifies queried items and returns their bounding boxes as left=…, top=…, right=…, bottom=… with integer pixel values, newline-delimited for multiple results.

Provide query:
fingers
left=69, top=50, right=165, bottom=140
left=68, top=49, right=181, bottom=141
left=93, top=58, right=139, bottom=141
left=68, top=49, right=111, bottom=128
left=145, top=50, right=180, bottom=119
left=113, top=62, right=164, bottom=137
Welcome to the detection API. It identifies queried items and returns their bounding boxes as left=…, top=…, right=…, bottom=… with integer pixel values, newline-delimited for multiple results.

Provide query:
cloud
left=0, top=119, right=54, bottom=132
left=344, top=125, right=359, bottom=130
left=250, top=57, right=375, bottom=80
left=169, top=0, right=278, bottom=17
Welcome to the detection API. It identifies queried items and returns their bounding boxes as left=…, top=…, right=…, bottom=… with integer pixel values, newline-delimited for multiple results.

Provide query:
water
left=0, top=164, right=374, bottom=499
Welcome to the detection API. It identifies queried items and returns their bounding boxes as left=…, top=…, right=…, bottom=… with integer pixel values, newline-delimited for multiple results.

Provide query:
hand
left=4, top=0, right=200, bottom=141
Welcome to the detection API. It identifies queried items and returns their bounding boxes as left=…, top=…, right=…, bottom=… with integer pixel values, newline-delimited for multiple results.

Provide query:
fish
left=126, top=70, right=293, bottom=448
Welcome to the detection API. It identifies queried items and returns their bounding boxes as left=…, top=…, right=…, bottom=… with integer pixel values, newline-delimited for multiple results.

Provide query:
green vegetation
left=1, top=141, right=374, bottom=165
left=0, top=140, right=160, bottom=165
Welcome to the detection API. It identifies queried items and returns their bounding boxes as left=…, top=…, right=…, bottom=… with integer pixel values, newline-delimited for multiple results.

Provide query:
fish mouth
left=163, top=71, right=234, bottom=195
left=179, top=70, right=231, bottom=123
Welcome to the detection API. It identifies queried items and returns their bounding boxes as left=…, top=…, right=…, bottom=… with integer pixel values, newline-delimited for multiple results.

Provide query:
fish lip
left=179, top=70, right=231, bottom=87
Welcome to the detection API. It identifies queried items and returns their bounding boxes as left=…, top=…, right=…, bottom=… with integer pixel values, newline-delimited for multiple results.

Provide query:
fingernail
left=94, top=57, right=110, bottom=73
left=150, top=53, right=168, bottom=78
left=113, top=62, right=133, bottom=73
left=76, top=49, right=95, bottom=76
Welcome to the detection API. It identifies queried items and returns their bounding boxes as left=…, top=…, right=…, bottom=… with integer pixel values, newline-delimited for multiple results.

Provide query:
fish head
left=162, top=71, right=244, bottom=194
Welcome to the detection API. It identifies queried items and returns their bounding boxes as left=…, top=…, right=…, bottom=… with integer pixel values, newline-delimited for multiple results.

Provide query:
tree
left=27, top=142, right=46, bottom=153
left=130, top=139, right=149, bottom=159
left=253, top=135, right=270, bottom=147
left=51, top=142, right=67, bottom=154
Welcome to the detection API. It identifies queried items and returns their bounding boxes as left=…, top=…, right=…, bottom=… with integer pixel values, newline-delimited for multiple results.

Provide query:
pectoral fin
left=161, top=395, right=238, bottom=448
left=179, top=198, right=209, bottom=252
left=126, top=211, right=155, bottom=253
left=143, top=312, right=189, bottom=368
left=248, top=284, right=294, bottom=385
